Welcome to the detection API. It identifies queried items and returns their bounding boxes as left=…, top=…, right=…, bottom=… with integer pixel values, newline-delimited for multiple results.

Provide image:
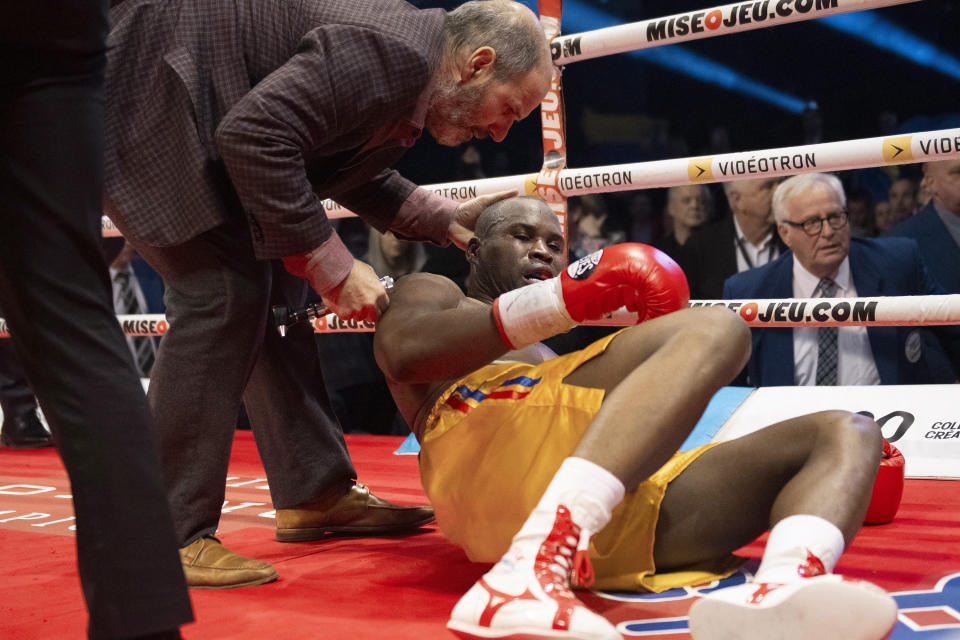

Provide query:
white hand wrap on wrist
left=492, top=278, right=576, bottom=350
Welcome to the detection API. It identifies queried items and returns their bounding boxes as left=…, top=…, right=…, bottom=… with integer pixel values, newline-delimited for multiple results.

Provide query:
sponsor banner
left=548, top=0, right=918, bottom=65
left=536, top=56, right=570, bottom=231
left=311, top=314, right=377, bottom=333
left=118, top=314, right=168, bottom=337
left=714, top=384, right=960, bottom=479
left=690, top=295, right=960, bottom=327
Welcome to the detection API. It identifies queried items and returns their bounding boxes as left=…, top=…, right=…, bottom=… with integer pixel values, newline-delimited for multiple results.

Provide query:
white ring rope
left=306, top=128, right=960, bottom=220
left=100, top=126, right=959, bottom=232
left=693, top=295, right=960, bottom=328
left=4, top=295, right=957, bottom=336
left=549, top=0, right=920, bottom=65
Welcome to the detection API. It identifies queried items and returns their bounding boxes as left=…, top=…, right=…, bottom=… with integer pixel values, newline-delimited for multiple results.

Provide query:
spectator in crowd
left=680, top=177, right=784, bottom=300
left=917, top=166, right=934, bottom=209
left=624, top=190, right=659, bottom=245
left=106, top=240, right=159, bottom=378
left=654, top=184, right=711, bottom=262
left=845, top=185, right=878, bottom=237
left=365, top=228, right=428, bottom=281
left=887, top=160, right=960, bottom=294
left=876, top=176, right=919, bottom=232
left=0, top=339, right=51, bottom=448
left=724, top=173, right=960, bottom=386
left=567, top=194, right=626, bottom=261
left=873, top=200, right=892, bottom=233
left=887, top=159, right=960, bottom=383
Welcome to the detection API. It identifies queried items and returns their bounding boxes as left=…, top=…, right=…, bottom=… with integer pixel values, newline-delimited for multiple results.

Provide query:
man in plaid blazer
left=104, top=0, right=553, bottom=589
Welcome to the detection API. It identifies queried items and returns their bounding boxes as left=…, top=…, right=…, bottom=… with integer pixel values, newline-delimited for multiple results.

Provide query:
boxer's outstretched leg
left=653, top=411, right=897, bottom=640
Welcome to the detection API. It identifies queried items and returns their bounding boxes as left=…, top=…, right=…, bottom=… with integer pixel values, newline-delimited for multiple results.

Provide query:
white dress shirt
left=733, top=217, right=779, bottom=273
left=791, top=257, right=881, bottom=386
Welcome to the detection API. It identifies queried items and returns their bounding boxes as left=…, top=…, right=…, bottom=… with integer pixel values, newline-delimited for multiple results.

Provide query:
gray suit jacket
left=105, top=0, right=446, bottom=259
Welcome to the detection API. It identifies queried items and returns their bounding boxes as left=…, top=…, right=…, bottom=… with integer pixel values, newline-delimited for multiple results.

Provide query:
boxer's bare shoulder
left=376, top=273, right=475, bottom=440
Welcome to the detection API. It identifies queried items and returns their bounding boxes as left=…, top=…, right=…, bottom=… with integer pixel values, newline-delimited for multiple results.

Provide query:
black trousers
left=0, top=2, right=193, bottom=637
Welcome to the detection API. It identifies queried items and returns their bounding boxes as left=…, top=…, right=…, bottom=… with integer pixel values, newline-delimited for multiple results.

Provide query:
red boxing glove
left=864, top=439, right=905, bottom=525
left=562, top=243, right=689, bottom=324
left=492, top=243, right=690, bottom=349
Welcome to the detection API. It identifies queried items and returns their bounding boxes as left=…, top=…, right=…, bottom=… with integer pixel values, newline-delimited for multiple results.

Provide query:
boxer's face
left=426, top=57, right=551, bottom=147
left=468, top=200, right=564, bottom=299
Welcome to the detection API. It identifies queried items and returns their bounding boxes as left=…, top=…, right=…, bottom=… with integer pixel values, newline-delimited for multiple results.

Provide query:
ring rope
left=100, top=124, right=959, bottom=234
left=304, top=128, right=960, bottom=221
left=5, top=295, right=956, bottom=336
left=548, top=0, right=920, bottom=66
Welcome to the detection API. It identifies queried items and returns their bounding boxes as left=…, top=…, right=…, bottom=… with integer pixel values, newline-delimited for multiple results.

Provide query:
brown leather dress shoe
left=275, top=481, right=435, bottom=542
left=179, top=536, right=278, bottom=589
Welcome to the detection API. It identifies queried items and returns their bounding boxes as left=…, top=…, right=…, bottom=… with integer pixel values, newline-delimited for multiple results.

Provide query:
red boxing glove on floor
left=864, top=439, right=905, bottom=525
left=492, top=243, right=690, bottom=349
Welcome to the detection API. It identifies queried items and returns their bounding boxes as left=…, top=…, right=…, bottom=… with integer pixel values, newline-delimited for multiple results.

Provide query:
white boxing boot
left=688, top=573, right=898, bottom=640
left=448, top=495, right=620, bottom=640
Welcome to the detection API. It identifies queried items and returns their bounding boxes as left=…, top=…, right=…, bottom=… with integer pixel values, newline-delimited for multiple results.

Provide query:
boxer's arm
left=374, top=274, right=513, bottom=384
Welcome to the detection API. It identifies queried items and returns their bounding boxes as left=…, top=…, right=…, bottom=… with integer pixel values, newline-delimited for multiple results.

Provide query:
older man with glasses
left=723, top=172, right=960, bottom=387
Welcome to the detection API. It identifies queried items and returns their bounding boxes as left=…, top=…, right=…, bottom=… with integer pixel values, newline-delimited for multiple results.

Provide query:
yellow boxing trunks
left=419, top=330, right=743, bottom=592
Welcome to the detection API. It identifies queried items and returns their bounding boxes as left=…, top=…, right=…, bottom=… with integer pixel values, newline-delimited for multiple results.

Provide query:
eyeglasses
left=781, top=211, right=848, bottom=236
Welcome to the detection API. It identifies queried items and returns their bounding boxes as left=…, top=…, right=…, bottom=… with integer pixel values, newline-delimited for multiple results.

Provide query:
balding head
left=924, top=159, right=960, bottom=216
left=466, top=196, right=564, bottom=301
left=443, top=0, right=552, bottom=82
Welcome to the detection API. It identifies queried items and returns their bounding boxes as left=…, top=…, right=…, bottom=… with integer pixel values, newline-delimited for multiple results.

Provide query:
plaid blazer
left=104, top=0, right=445, bottom=259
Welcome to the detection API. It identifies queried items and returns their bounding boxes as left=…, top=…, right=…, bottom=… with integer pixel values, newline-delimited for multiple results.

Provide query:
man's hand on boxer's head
left=448, top=221, right=475, bottom=250
left=449, top=189, right=520, bottom=249
left=321, top=260, right=389, bottom=323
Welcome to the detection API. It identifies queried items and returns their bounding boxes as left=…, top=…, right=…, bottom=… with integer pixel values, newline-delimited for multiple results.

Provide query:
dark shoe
left=0, top=410, right=53, bottom=448
left=275, top=481, right=435, bottom=542
left=179, top=536, right=278, bottom=589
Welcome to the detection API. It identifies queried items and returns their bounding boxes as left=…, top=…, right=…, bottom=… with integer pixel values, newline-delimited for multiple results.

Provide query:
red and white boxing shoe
left=688, top=574, right=898, bottom=640
left=447, top=505, right=620, bottom=640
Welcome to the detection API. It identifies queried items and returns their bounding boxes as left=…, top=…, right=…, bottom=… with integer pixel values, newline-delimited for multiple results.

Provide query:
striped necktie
left=815, top=278, right=838, bottom=385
